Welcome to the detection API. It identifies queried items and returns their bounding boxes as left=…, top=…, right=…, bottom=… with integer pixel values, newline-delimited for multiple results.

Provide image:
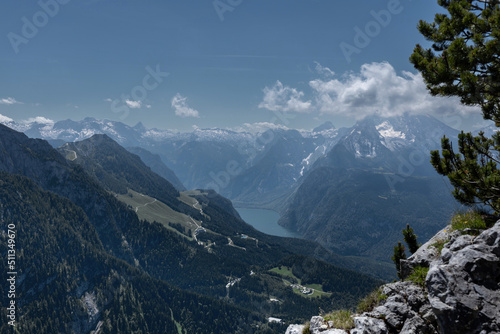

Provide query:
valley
left=2, top=1, right=496, bottom=332
left=3, top=114, right=469, bottom=263
left=0, top=123, right=388, bottom=332
left=0, top=113, right=469, bottom=332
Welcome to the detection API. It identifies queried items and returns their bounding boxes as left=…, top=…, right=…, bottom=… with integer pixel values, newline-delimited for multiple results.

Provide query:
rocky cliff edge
left=286, top=219, right=500, bottom=334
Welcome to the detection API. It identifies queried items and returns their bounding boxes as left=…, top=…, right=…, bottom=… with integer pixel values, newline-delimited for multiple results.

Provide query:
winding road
left=135, top=198, right=157, bottom=213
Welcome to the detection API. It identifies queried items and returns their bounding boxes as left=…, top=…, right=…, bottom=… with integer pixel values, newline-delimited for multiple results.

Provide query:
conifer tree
left=410, top=0, right=500, bottom=213
left=392, top=242, right=407, bottom=279
left=403, top=224, right=420, bottom=254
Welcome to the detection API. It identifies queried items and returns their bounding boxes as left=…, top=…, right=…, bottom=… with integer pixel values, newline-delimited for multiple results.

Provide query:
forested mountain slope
left=0, top=172, right=254, bottom=334
left=0, top=124, right=385, bottom=331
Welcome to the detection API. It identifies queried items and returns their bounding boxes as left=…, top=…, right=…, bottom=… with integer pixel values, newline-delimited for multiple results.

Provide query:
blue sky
left=0, top=0, right=486, bottom=132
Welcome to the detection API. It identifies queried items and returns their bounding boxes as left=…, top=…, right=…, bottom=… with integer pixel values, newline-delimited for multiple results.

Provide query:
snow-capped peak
left=0, top=113, right=14, bottom=124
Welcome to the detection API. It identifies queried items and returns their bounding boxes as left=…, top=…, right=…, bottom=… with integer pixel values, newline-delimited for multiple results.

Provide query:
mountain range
left=0, top=116, right=343, bottom=203
left=279, top=115, right=462, bottom=260
left=0, top=124, right=387, bottom=333
left=0, top=113, right=476, bottom=262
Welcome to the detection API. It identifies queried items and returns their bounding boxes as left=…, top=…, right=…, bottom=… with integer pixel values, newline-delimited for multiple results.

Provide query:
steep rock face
left=427, top=222, right=500, bottom=333
left=360, top=281, right=439, bottom=333
left=288, top=220, right=500, bottom=334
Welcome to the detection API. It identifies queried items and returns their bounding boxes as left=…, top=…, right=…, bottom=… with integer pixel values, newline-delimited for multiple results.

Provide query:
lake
left=235, top=208, right=301, bottom=238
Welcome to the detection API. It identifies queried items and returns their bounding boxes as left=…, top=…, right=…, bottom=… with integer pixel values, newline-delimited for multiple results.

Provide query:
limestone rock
left=307, top=316, right=348, bottom=334
left=400, top=226, right=452, bottom=279
left=282, top=315, right=350, bottom=334
left=427, top=221, right=500, bottom=334
left=365, top=281, right=439, bottom=333
left=285, top=324, right=304, bottom=334
left=351, top=316, right=387, bottom=334
left=309, top=316, right=325, bottom=331
left=287, top=221, right=500, bottom=334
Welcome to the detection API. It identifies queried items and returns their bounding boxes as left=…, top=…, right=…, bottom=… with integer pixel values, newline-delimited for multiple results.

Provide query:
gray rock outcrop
left=286, top=220, right=500, bottom=334
left=305, top=316, right=349, bottom=334
left=427, top=221, right=500, bottom=333
left=356, top=281, right=439, bottom=334
left=285, top=324, right=305, bottom=334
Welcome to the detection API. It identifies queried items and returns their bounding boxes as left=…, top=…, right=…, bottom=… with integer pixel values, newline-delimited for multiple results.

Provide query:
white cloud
left=106, top=98, right=146, bottom=109
left=171, top=93, right=200, bottom=118
left=0, top=97, right=22, bottom=105
left=125, top=100, right=142, bottom=109
left=258, top=81, right=312, bottom=113
left=309, top=62, right=480, bottom=119
left=24, top=116, right=54, bottom=125
left=314, top=61, right=335, bottom=77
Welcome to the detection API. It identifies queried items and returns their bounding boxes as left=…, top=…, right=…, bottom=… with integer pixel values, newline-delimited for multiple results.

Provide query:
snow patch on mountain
left=300, top=144, right=331, bottom=176
left=354, top=141, right=377, bottom=158
left=302, top=152, right=314, bottom=167
left=192, top=128, right=254, bottom=143
left=375, top=121, right=410, bottom=151
left=376, top=121, right=406, bottom=139
left=142, top=129, right=178, bottom=141
left=0, top=114, right=15, bottom=124
left=301, top=128, right=339, bottom=139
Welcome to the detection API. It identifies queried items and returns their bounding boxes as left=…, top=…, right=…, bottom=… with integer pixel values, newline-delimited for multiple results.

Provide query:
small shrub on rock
left=323, top=310, right=354, bottom=330
left=451, top=210, right=487, bottom=233
left=302, top=322, right=311, bottom=334
left=356, top=287, right=386, bottom=314
left=431, top=239, right=447, bottom=254
left=406, top=266, right=429, bottom=288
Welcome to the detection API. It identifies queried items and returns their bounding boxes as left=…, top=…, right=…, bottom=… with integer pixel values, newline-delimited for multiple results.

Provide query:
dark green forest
left=0, top=173, right=258, bottom=334
left=0, top=125, right=383, bottom=333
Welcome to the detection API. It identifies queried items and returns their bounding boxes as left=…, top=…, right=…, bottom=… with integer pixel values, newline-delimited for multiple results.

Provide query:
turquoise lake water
left=235, top=208, right=301, bottom=238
